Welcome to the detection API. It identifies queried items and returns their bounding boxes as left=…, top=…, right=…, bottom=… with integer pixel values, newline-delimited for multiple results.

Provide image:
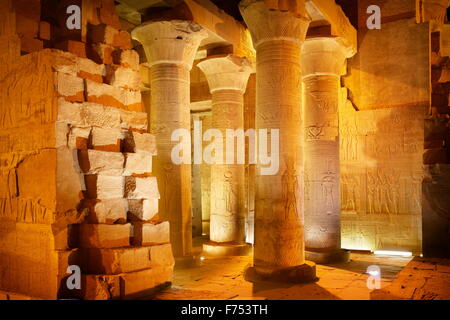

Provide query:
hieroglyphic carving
left=339, top=105, right=424, bottom=252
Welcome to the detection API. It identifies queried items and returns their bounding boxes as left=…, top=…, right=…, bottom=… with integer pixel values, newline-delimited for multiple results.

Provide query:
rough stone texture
left=78, top=224, right=131, bottom=248
left=83, top=199, right=128, bottom=224
left=128, top=199, right=159, bottom=221
left=132, top=20, right=207, bottom=258
left=339, top=102, right=424, bottom=253
left=119, top=267, right=173, bottom=299
left=80, top=244, right=174, bottom=274
left=371, top=257, right=450, bottom=300
left=90, top=127, right=123, bottom=152
left=0, top=1, right=173, bottom=300
left=123, top=132, right=157, bottom=155
left=124, top=176, right=159, bottom=199
left=78, top=150, right=124, bottom=175
left=133, top=222, right=171, bottom=246
left=85, top=175, right=124, bottom=200
left=124, top=153, right=152, bottom=175
left=344, top=18, right=429, bottom=111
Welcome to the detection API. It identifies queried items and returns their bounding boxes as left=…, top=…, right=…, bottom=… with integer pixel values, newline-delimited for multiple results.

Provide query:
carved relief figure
left=322, top=175, right=335, bottom=214
left=223, top=171, right=237, bottom=215
left=307, top=125, right=324, bottom=141
left=282, top=161, right=299, bottom=220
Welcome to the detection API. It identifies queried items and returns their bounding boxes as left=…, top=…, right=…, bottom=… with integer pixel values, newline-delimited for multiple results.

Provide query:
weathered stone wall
left=0, top=0, right=173, bottom=299
left=341, top=3, right=429, bottom=253
left=339, top=100, right=424, bottom=253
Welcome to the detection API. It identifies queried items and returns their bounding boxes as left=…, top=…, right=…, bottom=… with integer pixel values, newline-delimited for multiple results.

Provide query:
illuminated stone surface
left=240, top=0, right=316, bottom=283
left=132, top=20, right=207, bottom=259
left=302, top=37, right=350, bottom=264
left=198, top=55, right=252, bottom=254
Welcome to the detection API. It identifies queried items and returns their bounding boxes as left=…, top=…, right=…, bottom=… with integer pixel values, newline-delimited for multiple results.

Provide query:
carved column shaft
left=210, top=89, right=246, bottom=243
left=302, top=37, right=349, bottom=263
left=200, top=114, right=212, bottom=235
left=240, top=0, right=316, bottom=282
left=256, top=40, right=305, bottom=267
left=150, top=63, right=192, bottom=257
left=198, top=55, right=252, bottom=255
left=132, top=20, right=207, bottom=258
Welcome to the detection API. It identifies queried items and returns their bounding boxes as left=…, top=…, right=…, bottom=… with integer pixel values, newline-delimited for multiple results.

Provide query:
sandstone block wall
left=0, top=0, right=173, bottom=299
left=341, top=3, right=429, bottom=253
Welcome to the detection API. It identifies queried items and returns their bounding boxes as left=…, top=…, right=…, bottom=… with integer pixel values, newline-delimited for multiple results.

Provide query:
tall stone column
left=197, top=55, right=253, bottom=256
left=239, top=0, right=316, bottom=282
left=302, top=37, right=350, bottom=264
left=132, top=21, right=207, bottom=263
left=200, top=113, right=212, bottom=236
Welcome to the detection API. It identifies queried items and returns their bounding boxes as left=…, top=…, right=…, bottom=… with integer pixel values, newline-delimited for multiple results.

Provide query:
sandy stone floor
left=152, top=238, right=413, bottom=300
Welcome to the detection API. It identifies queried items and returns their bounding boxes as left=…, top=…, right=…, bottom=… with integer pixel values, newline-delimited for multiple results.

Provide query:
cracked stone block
left=123, top=153, right=152, bottom=175
left=83, top=199, right=128, bottom=224
left=78, top=223, right=131, bottom=248
left=124, top=176, right=159, bottom=199
left=84, top=175, right=124, bottom=199
left=119, top=110, right=148, bottom=130
left=132, top=222, right=170, bottom=246
left=55, top=72, right=84, bottom=102
left=127, top=199, right=158, bottom=221
left=85, top=79, right=142, bottom=111
left=81, top=246, right=153, bottom=274
left=113, top=49, right=139, bottom=70
left=90, top=127, right=123, bottom=152
left=78, top=149, right=124, bottom=175
left=122, top=131, right=157, bottom=155
left=119, top=266, right=173, bottom=299
left=68, top=126, right=91, bottom=149
left=79, top=274, right=121, bottom=300
left=105, top=65, right=141, bottom=91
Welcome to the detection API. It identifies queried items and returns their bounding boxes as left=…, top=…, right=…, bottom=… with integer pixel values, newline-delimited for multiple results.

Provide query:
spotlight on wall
left=373, top=250, right=412, bottom=257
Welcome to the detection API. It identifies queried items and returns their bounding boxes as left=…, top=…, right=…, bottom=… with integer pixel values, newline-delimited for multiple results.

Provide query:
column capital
left=131, top=20, right=207, bottom=70
left=197, top=55, right=253, bottom=93
left=301, top=37, right=348, bottom=78
left=239, top=0, right=311, bottom=48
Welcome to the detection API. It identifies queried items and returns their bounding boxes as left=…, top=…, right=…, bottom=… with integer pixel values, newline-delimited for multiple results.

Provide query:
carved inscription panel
left=339, top=104, right=424, bottom=252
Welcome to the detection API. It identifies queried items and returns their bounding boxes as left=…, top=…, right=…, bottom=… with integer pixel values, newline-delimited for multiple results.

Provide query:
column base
left=203, top=241, right=252, bottom=257
left=174, top=255, right=202, bottom=269
left=305, top=248, right=350, bottom=265
left=244, top=261, right=317, bottom=284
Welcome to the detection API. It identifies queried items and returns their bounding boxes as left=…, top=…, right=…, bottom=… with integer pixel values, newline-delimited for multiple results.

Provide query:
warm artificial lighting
left=374, top=251, right=412, bottom=257
left=367, top=270, right=380, bottom=277
left=200, top=256, right=206, bottom=261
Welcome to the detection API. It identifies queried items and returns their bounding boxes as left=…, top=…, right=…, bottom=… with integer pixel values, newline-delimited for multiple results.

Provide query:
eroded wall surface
left=0, top=0, right=174, bottom=300
left=340, top=4, right=429, bottom=252
left=339, top=101, right=424, bottom=252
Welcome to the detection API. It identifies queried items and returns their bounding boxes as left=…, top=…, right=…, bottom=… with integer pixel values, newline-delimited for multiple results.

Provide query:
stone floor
left=152, top=238, right=414, bottom=300
left=371, top=257, right=450, bottom=300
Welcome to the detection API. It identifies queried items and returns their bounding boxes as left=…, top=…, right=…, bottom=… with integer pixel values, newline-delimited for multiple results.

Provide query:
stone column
left=132, top=21, right=207, bottom=264
left=302, top=37, right=350, bottom=264
left=239, top=0, right=316, bottom=282
left=197, top=54, right=253, bottom=256
left=200, top=113, right=212, bottom=236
